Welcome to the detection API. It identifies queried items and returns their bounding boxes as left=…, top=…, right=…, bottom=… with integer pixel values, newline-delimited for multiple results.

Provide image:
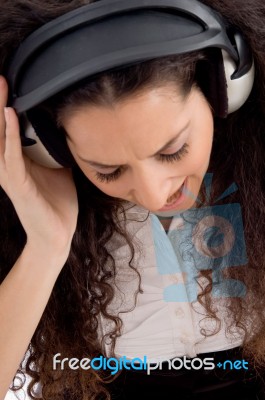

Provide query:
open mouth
left=158, top=178, right=187, bottom=211
left=166, top=181, right=185, bottom=205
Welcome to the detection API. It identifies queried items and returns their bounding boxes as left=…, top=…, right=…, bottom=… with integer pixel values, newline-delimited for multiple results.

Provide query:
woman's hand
left=0, top=76, right=78, bottom=258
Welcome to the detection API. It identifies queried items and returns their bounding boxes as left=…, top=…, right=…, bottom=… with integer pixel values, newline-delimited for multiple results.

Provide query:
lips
left=156, top=177, right=188, bottom=212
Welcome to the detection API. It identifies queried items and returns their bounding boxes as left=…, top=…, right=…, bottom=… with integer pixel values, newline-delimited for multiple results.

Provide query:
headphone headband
left=7, top=0, right=251, bottom=113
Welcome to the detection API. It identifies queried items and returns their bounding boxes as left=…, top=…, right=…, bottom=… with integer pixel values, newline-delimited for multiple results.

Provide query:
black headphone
left=6, top=0, right=255, bottom=168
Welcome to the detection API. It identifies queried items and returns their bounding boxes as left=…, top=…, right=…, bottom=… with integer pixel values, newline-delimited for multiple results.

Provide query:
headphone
left=6, top=0, right=255, bottom=168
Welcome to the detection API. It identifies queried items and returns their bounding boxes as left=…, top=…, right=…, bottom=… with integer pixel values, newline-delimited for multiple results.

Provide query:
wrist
left=23, top=240, right=71, bottom=271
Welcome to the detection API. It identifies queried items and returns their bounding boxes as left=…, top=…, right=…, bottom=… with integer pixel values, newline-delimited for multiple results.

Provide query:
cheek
left=186, top=124, right=213, bottom=174
left=96, top=183, right=124, bottom=198
left=181, top=125, right=213, bottom=200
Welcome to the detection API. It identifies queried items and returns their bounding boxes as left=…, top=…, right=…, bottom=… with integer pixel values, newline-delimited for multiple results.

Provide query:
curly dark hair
left=1, top=1, right=265, bottom=399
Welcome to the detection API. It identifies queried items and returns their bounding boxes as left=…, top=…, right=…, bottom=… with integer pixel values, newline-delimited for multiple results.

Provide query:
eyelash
left=95, top=143, right=189, bottom=183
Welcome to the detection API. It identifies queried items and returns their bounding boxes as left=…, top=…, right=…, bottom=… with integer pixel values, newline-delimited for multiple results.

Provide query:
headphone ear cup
left=21, top=118, right=64, bottom=168
left=24, top=108, right=76, bottom=168
left=222, top=49, right=255, bottom=114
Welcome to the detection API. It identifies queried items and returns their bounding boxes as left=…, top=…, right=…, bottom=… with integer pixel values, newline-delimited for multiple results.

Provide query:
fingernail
left=4, top=107, right=9, bottom=123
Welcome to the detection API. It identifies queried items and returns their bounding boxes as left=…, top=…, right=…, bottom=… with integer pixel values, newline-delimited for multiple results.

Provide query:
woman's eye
left=158, top=143, right=189, bottom=163
left=95, top=143, right=189, bottom=183
left=95, top=167, right=124, bottom=183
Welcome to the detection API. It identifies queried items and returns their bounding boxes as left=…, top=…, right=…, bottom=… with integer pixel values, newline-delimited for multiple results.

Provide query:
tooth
left=166, top=189, right=181, bottom=204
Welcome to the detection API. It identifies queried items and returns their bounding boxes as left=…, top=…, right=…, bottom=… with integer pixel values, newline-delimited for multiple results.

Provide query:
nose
left=128, top=169, right=171, bottom=212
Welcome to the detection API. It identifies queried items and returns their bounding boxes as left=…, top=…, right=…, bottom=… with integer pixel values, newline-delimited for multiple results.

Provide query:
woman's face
left=63, top=84, right=214, bottom=214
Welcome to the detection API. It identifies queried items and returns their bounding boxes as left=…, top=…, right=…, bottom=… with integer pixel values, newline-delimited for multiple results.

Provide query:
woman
left=0, top=0, right=265, bottom=399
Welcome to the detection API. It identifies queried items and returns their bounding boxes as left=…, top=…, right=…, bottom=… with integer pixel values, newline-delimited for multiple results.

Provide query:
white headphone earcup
left=22, top=121, right=63, bottom=168
left=222, top=49, right=255, bottom=114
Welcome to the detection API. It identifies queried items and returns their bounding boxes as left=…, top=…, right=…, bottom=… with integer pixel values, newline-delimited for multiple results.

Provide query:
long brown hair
left=1, top=1, right=265, bottom=399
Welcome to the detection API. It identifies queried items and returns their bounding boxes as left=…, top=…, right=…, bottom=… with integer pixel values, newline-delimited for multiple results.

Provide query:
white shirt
left=5, top=203, right=247, bottom=399
left=100, top=203, right=245, bottom=361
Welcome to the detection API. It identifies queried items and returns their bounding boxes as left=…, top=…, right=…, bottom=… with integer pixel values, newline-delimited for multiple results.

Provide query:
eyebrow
left=77, top=122, right=190, bottom=169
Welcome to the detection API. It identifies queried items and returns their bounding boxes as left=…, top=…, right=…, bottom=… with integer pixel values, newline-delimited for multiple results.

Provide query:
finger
left=4, top=107, right=26, bottom=181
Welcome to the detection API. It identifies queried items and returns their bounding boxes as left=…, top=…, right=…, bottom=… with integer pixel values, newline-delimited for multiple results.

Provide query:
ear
left=222, top=50, right=255, bottom=114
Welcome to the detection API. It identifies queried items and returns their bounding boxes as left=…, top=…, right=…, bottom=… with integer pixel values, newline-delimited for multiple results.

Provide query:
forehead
left=62, top=85, right=188, bottom=145
left=63, top=86, right=208, bottom=166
